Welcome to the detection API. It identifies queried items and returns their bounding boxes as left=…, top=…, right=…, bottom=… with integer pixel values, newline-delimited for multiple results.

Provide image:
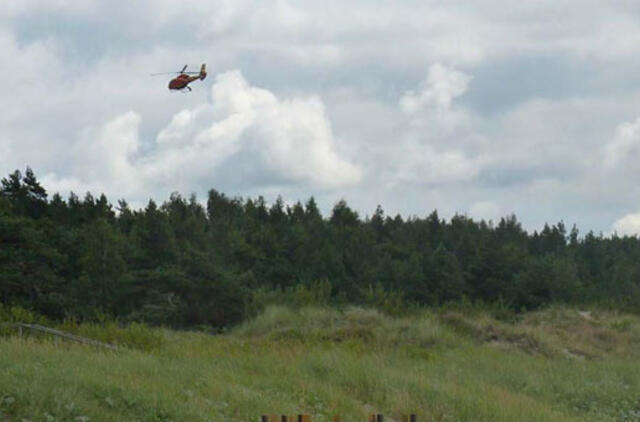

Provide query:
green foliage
left=362, top=283, right=408, bottom=316
left=0, top=303, right=50, bottom=325
left=2, top=306, right=640, bottom=421
left=59, top=320, right=165, bottom=351
left=0, top=167, right=47, bottom=219
left=2, top=167, right=640, bottom=332
left=246, top=279, right=334, bottom=316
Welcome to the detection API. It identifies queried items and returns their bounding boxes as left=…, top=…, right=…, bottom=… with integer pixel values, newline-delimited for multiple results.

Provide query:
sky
left=2, top=0, right=640, bottom=235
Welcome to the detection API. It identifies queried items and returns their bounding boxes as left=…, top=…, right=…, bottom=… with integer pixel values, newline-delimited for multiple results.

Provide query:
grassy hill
left=1, top=305, right=640, bottom=421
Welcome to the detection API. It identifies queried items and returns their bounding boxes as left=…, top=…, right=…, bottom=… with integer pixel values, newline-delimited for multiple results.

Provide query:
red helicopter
left=152, top=64, right=207, bottom=92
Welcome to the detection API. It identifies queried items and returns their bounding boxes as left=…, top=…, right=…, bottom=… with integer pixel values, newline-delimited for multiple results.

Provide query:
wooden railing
left=0, top=322, right=118, bottom=351
left=260, top=414, right=417, bottom=421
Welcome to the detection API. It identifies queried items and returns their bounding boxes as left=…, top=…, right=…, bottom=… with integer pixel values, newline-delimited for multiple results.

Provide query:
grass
left=1, top=305, right=640, bottom=421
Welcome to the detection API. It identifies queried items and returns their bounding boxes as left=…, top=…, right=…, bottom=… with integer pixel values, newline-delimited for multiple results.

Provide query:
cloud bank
left=3, top=1, right=640, bottom=233
left=43, top=71, right=362, bottom=201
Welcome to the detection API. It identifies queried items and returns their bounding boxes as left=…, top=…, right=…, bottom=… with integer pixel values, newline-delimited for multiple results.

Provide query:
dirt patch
left=562, top=348, right=591, bottom=360
left=439, top=313, right=551, bottom=356
left=482, top=325, right=551, bottom=356
left=578, top=311, right=594, bottom=321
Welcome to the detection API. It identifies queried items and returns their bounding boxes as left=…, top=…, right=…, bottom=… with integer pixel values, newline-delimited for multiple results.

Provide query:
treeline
left=1, top=167, right=639, bottom=328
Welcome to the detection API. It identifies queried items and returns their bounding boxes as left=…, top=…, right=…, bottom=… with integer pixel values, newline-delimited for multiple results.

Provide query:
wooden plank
left=0, top=322, right=117, bottom=351
left=254, top=413, right=416, bottom=421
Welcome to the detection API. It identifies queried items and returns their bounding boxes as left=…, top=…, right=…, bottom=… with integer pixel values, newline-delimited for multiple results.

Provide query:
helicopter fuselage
left=168, top=74, right=196, bottom=90
left=168, top=64, right=207, bottom=91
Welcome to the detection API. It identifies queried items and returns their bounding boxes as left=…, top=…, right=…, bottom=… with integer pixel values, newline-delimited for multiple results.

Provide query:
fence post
left=262, top=412, right=413, bottom=421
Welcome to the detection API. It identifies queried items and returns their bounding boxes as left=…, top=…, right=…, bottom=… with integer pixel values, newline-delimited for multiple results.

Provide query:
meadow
left=1, top=305, right=640, bottom=421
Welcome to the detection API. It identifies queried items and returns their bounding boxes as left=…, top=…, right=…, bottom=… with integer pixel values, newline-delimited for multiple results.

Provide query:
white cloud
left=151, top=70, right=362, bottom=189
left=77, top=111, right=140, bottom=183
left=0, top=137, right=13, bottom=169
left=397, top=63, right=475, bottom=149
left=384, top=63, right=481, bottom=186
left=469, top=200, right=502, bottom=221
left=612, top=213, right=640, bottom=237
left=43, top=112, right=142, bottom=198
left=389, top=145, right=481, bottom=186
left=604, top=117, right=640, bottom=168
left=400, top=63, right=471, bottom=115
left=6, top=1, right=640, bottom=234
left=43, top=70, right=362, bottom=199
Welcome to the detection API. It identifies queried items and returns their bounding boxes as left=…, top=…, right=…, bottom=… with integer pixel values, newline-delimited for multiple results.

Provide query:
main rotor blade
left=149, top=65, right=200, bottom=76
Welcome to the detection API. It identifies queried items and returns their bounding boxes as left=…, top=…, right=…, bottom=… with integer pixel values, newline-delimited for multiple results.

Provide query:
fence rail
left=260, top=414, right=417, bottom=421
left=0, top=322, right=117, bottom=351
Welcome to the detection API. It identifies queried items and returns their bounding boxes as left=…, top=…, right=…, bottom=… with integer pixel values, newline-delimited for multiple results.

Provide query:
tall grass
left=0, top=303, right=165, bottom=352
left=2, top=305, right=640, bottom=421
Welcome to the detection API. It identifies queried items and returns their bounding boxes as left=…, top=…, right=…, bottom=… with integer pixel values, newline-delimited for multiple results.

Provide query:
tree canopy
left=1, top=167, right=639, bottom=328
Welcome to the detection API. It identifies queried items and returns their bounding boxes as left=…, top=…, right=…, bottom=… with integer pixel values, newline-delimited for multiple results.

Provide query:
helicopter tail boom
left=199, top=63, right=207, bottom=80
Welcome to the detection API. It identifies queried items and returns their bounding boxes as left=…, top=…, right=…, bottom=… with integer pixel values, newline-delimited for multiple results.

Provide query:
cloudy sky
left=2, top=0, right=640, bottom=235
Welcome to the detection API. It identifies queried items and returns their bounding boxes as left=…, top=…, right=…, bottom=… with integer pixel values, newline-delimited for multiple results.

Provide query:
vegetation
left=1, top=305, right=640, bottom=421
left=2, top=167, right=640, bottom=329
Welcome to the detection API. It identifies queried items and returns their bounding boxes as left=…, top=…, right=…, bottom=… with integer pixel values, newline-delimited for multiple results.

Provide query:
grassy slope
left=1, top=306, right=640, bottom=421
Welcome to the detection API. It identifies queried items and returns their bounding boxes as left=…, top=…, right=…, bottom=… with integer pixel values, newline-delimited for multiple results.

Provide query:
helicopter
left=152, top=64, right=207, bottom=92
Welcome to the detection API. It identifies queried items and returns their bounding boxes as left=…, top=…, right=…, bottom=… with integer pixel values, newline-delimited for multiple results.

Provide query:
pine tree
left=74, top=218, right=127, bottom=315
left=0, top=168, right=48, bottom=218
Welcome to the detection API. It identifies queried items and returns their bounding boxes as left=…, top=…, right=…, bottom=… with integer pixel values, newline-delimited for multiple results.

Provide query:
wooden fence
left=0, top=322, right=118, bottom=351
left=260, top=414, right=417, bottom=421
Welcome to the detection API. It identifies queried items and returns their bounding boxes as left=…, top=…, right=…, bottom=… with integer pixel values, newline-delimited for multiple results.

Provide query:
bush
left=58, top=320, right=166, bottom=351
left=245, top=278, right=333, bottom=316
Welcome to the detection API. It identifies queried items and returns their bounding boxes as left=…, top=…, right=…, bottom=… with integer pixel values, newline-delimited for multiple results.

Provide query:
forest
left=1, top=167, right=639, bottom=329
